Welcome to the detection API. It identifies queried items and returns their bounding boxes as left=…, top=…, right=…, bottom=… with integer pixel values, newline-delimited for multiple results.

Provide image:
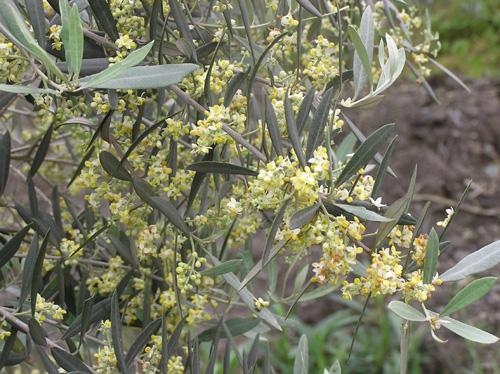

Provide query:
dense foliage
left=0, top=0, right=498, bottom=373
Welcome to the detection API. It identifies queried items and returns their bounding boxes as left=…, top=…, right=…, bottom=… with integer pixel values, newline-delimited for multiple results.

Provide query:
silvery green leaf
left=335, top=123, right=394, bottom=187
left=375, top=166, right=416, bottom=247
left=82, top=64, right=198, bottom=89
left=440, top=317, right=499, bottom=344
left=387, top=301, right=426, bottom=322
left=348, top=25, right=372, bottom=99
left=0, top=1, right=65, bottom=81
left=428, top=57, right=470, bottom=92
left=285, top=90, right=306, bottom=167
left=423, top=228, right=439, bottom=284
left=440, top=240, right=500, bottom=282
left=328, top=360, right=342, bottom=374
left=59, top=0, right=84, bottom=77
left=441, top=277, right=497, bottom=316
left=289, top=204, right=319, bottom=230
left=0, top=84, right=58, bottom=95
left=87, top=0, right=119, bottom=41
left=332, top=203, right=393, bottom=222
left=0, top=131, right=12, bottom=196
left=352, top=6, right=374, bottom=98
left=299, top=284, right=338, bottom=302
left=207, top=255, right=282, bottom=331
left=200, top=259, right=242, bottom=277
left=25, top=0, right=46, bottom=49
left=296, top=0, right=322, bottom=17
left=64, top=3, right=84, bottom=77
left=293, top=334, right=309, bottom=374
left=187, top=161, right=257, bottom=176
left=197, top=318, right=259, bottom=342
left=306, top=87, right=333, bottom=160
left=80, top=42, right=155, bottom=88
left=265, top=99, right=284, bottom=156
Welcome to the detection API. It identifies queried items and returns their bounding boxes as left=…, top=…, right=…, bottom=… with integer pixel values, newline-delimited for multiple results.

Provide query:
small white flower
left=437, top=207, right=454, bottom=227
left=370, top=197, right=386, bottom=209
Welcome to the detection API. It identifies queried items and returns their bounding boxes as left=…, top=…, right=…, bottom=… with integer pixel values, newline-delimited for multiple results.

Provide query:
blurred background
left=274, top=1, right=500, bottom=373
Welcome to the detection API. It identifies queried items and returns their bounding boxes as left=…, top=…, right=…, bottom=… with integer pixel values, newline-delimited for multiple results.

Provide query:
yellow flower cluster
left=0, top=34, right=28, bottom=84
left=35, top=294, right=66, bottom=322
left=0, top=320, right=11, bottom=340
left=190, top=104, right=245, bottom=154
left=180, top=59, right=239, bottom=99
left=302, top=36, right=340, bottom=89
left=94, top=320, right=118, bottom=374
left=373, top=2, right=441, bottom=78
left=342, top=246, right=441, bottom=302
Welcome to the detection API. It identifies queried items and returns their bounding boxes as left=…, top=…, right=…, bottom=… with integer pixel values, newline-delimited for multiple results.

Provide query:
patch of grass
left=431, top=0, right=500, bottom=77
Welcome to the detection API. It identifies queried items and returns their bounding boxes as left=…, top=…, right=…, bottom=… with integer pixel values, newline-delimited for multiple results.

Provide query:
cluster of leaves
left=0, top=0, right=498, bottom=373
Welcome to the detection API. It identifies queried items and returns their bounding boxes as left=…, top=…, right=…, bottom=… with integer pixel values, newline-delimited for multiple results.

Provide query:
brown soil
left=344, top=76, right=500, bottom=372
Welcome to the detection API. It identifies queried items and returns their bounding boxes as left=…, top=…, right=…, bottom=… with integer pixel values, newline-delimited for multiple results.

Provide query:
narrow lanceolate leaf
left=66, top=4, right=84, bottom=77
left=63, top=298, right=111, bottom=339
left=25, top=0, right=46, bottom=49
left=201, top=259, right=242, bottom=277
left=372, top=135, right=397, bottom=198
left=0, top=225, right=31, bottom=269
left=30, top=124, right=53, bottom=176
left=332, top=203, right=393, bottom=222
left=125, top=319, right=161, bottom=367
left=285, top=91, right=306, bottom=167
left=265, top=100, right=283, bottom=156
left=387, top=301, right=426, bottom=322
left=428, top=57, right=470, bottom=93
left=168, top=0, right=194, bottom=45
left=335, top=123, right=394, bottom=187
left=375, top=166, right=416, bottom=247
left=80, top=42, right=154, bottom=88
left=351, top=6, right=374, bottom=98
left=28, top=318, right=47, bottom=346
left=296, top=0, right=322, bottom=17
left=208, top=255, right=281, bottom=330
left=30, top=231, right=50, bottom=316
left=0, top=84, right=58, bottom=95
left=187, top=161, right=258, bottom=176
left=306, top=87, right=333, bottom=160
left=293, top=334, right=309, bottom=374
left=110, top=291, right=127, bottom=373
left=99, top=151, right=132, bottom=181
left=440, top=240, right=500, bottom=282
left=440, top=317, right=499, bottom=344
left=423, top=228, right=439, bottom=284
left=342, top=114, right=396, bottom=177
left=132, top=178, right=190, bottom=236
left=262, top=200, right=288, bottom=264
left=237, top=0, right=255, bottom=62
left=18, top=234, right=39, bottom=309
left=78, top=297, right=94, bottom=349
left=0, top=131, right=11, bottom=197
left=198, top=318, right=259, bottom=342
left=289, top=204, right=319, bottom=230
left=87, top=0, right=119, bottom=41
left=50, top=347, right=93, bottom=373
left=0, top=1, right=65, bottom=81
left=296, top=88, right=315, bottom=135
left=36, top=345, right=59, bottom=374
left=83, top=64, right=198, bottom=89
left=441, top=277, right=497, bottom=316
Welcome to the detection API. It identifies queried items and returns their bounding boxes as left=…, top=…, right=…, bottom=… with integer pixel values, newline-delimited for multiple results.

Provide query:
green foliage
left=432, top=0, right=500, bottom=77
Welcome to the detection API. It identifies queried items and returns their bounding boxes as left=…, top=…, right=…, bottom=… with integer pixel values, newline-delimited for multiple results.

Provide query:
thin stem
left=347, top=293, right=371, bottom=363
left=400, top=321, right=409, bottom=374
